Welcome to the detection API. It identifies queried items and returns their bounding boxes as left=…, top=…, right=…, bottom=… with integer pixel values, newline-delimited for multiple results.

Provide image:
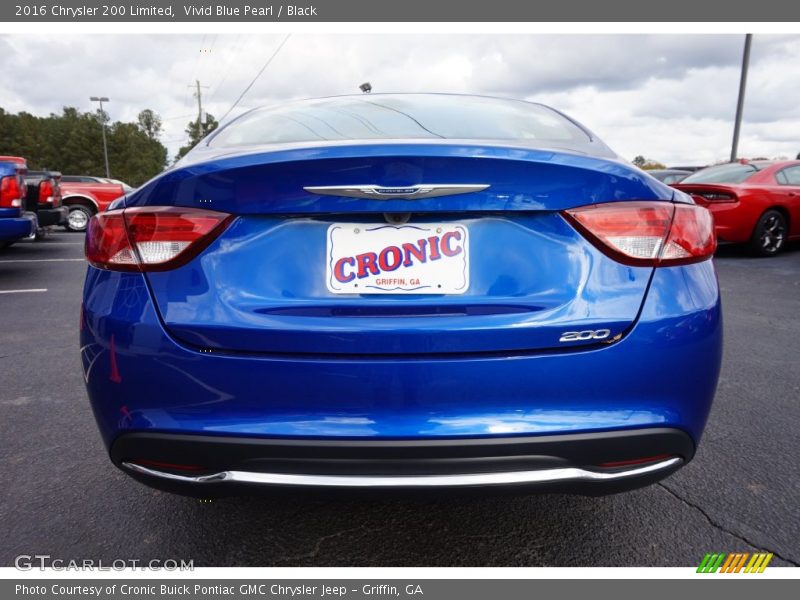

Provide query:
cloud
left=1, top=33, right=799, bottom=165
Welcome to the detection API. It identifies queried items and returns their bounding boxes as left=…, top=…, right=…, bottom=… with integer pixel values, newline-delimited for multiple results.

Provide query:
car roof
left=740, top=159, right=800, bottom=169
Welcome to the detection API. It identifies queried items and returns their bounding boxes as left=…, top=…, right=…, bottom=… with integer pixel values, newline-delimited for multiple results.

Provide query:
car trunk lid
left=136, top=144, right=670, bottom=355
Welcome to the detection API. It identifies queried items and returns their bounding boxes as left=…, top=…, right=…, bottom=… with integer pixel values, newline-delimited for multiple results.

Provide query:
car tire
left=66, top=205, right=94, bottom=232
left=749, top=209, right=787, bottom=257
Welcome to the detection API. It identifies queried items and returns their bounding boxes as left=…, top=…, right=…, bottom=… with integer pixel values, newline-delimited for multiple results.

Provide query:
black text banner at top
left=5, top=0, right=800, bottom=22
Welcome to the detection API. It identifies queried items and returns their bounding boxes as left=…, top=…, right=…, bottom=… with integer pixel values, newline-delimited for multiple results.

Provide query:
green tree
left=137, top=109, right=162, bottom=141
left=174, top=113, right=219, bottom=162
left=632, top=155, right=666, bottom=170
left=107, top=121, right=168, bottom=186
left=0, top=106, right=168, bottom=186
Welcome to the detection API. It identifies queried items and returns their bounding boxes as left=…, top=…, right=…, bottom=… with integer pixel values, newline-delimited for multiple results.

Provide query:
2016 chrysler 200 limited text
left=81, top=94, right=722, bottom=496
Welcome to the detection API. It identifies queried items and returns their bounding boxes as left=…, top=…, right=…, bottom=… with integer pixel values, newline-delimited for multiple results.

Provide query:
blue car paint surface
left=81, top=94, right=722, bottom=492
left=83, top=260, right=720, bottom=446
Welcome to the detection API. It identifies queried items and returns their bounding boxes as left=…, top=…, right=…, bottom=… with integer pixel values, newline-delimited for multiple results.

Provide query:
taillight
left=662, top=203, right=717, bottom=262
left=0, top=175, right=23, bottom=208
left=85, top=207, right=233, bottom=272
left=39, top=179, right=55, bottom=203
left=695, top=192, right=736, bottom=203
left=563, top=201, right=716, bottom=266
left=52, top=181, right=62, bottom=206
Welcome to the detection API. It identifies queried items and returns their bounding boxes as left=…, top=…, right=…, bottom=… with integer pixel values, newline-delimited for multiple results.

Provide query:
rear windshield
left=681, top=163, right=759, bottom=184
left=209, top=95, right=591, bottom=147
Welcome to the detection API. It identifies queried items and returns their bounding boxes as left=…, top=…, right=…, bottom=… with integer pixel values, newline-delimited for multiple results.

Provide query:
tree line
left=0, top=107, right=174, bottom=187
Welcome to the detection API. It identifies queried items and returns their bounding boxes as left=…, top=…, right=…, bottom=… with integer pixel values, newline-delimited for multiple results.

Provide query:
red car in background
left=673, top=160, right=800, bottom=256
left=60, top=176, right=128, bottom=231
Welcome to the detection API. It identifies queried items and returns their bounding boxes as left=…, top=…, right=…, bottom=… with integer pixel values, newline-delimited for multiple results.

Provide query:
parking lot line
left=0, top=289, right=48, bottom=294
left=0, top=258, right=85, bottom=263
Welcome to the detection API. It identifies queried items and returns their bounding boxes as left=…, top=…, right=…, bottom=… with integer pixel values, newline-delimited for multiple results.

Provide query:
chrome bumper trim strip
left=122, top=457, right=682, bottom=488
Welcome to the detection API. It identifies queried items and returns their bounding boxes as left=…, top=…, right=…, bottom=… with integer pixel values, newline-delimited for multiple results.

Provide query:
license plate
left=326, top=222, right=469, bottom=294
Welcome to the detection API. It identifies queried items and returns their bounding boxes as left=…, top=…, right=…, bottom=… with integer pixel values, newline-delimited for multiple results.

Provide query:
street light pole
left=730, top=34, right=752, bottom=163
left=90, top=96, right=111, bottom=178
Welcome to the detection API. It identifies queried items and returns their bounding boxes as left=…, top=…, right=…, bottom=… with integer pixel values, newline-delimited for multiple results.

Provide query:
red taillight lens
left=39, top=180, right=54, bottom=203
left=695, top=192, right=736, bottom=203
left=0, top=175, right=23, bottom=208
left=86, top=211, right=134, bottom=269
left=661, top=203, right=716, bottom=262
left=563, top=201, right=716, bottom=266
left=85, top=207, right=232, bottom=272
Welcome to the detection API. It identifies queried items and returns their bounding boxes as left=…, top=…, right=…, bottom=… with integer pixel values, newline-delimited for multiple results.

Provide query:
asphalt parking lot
left=1, top=232, right=798, bottom=568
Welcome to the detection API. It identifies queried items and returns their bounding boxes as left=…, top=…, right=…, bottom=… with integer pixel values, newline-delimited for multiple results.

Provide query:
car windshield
left=209, top=95, right=592, bottom=147
left=681, top=163, right=759, bottom=184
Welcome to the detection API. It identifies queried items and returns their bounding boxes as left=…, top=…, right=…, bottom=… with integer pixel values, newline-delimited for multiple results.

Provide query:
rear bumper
left=112, top=428, right=690, bottom=495
left=36, top=205, right=68, bottom=227
left=0, top=215, right=35, bottom=242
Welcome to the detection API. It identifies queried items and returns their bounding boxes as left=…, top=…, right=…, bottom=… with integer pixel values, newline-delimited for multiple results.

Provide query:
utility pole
left=730, top=34, right=752, bottom=163
left=89, top=96, right=111, bottom=178
left=189, top=80, right=210, bottom=137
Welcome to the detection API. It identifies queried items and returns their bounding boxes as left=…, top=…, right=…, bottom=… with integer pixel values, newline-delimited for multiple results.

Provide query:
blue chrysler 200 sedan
left=81, top=94, right=722, bottom=496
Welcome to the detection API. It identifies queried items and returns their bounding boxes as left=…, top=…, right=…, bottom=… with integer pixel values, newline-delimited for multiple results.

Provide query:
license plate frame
left=326, top=222, right=470, bottom=295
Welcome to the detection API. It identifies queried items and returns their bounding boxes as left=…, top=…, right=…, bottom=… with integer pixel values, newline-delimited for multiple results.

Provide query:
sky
left=1, top=33, right=799, bottom=165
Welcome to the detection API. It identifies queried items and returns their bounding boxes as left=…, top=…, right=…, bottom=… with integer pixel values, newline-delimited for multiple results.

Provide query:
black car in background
left=23, top=170, right=68, bottom=236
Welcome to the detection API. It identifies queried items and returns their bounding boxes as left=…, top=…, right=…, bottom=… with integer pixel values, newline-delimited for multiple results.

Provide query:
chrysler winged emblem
left=303, top=184, right=490, bottom=200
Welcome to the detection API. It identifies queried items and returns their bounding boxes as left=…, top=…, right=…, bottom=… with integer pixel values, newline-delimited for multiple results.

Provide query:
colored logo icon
left=697, top=552, right=773, bottom=573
